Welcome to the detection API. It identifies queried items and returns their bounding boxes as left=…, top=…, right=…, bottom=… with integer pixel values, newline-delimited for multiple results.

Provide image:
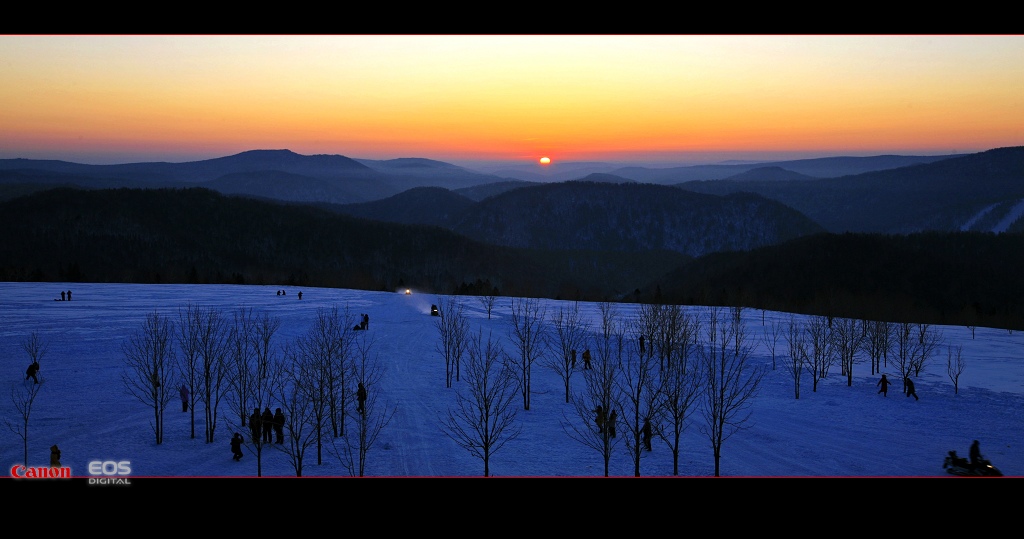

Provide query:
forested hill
left=0, top=187, right=688, bottom=302
left=645, top=231, right=1024, bottom=329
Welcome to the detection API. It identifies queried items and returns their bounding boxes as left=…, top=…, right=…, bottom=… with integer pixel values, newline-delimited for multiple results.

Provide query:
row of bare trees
left=436, top=295, right=766, bottom=477
left=777, top=313, right=947, bottom=399
left=120, top=303, right=393, bottom=476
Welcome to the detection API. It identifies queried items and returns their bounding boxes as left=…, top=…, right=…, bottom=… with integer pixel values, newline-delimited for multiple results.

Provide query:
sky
left=1, top=35, right=1023, bottom=168
left=3, top=281, right=1020, bottom=485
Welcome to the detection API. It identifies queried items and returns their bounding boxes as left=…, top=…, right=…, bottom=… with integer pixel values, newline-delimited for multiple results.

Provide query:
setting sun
left=539, top=157, right=551, bottom=165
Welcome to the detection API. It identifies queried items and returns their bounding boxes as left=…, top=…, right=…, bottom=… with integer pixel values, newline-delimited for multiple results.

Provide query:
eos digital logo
left=87, top=460, right=132, bottom=485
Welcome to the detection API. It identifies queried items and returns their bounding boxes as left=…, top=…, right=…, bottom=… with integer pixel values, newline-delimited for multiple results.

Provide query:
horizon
left=1, top=35, right=1020, bottom=167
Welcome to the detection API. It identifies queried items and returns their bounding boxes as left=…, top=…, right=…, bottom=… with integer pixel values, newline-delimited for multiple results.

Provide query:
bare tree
left=275, top=343, right=318, bottom=477
left=478, top=293, right=498, bottom=320
left=563, top=302, right=622, bottom=477
left=441, top=329, right=520, bottom=477
left=832, top=317, right=865, bottom=387
left=892, top=322, right=916, bottom=393
left=294, top=306, right=350, bottom=465
left=861, top=319, right=893, bottom=375
left=784, top=314, right=807, bottom=399
left=545, top=301, right=590, bottom=403
left=196, top=307, right=231, bottom=443
left=6, top=370, right=43, bottom=465
left=226, top=308, right=282, bottom=477
left=176, top=303, right=204, bottom=439
left=435, top=295, right=469, bottom=388
left=911, top=323, right=943, bottom=377
left=335, top=333, right=396, bottom=477
left=803, top=315, right=834, bottom=392
left=121, top=311, right=176, bottom=444
left=656, top=305, right=701, bottom=475
left=762, top=317, right=782, bottom=370
left=507, top=296, right=546, bottom=410
left=947, top=344, right=966, bottom=395
left=699, top=305, right=766, bottom=477
left=618, top=316, right=662, bottom=477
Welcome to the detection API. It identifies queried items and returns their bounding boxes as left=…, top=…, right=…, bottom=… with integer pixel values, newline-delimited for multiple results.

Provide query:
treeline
left=647, top=231, right=1024, bottom=330
left=0, top=187, right=685, bottom=302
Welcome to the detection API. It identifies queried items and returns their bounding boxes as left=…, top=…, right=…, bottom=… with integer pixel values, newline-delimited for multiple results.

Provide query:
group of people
left=569, top=349, right=592, bottom=370
left=55, top=290, right=72, bottom=301
left=248, top=406, right=286, bottom=445
left=876, top=374, right=919, bottom=400
left=947, top=440, right=986, bottom=471
left=354, top=313, right=370, bottom=331
left=275, top=290, right=303, bottom=299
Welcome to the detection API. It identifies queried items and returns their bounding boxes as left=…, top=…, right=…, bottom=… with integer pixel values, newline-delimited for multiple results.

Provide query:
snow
left=2, top=281, right=1021, bottom=481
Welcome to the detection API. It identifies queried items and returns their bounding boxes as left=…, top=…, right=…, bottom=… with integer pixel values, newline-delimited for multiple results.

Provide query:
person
left=25, top=360, right=40, bottom=384
left=297, top=291, right=303, bottom=300
left=594, top=405, right=605, bottom=433
left=642, top=419, right=653, bottom=451
left=877, top=374, right=892, bottom=397
left=571, top=349, right=577, bottom=369
left=608, top=409, right=618, bottom=438
left=230, top=432, right=244, bottom=461
left=60, top=291, right=65, bottom=301
left=261, top=407, right=274, bottom=443
left=276, top=290, right=281, bottom=296
left=639, top=335, right=645, bottom=356
left=582, top=349, right=592, bottom=370
left=249, top=407, right=262, bottom=442
left=179, top=384, right=189, bottom=412
left=273, top=408, right=285, bottom=443
left=904, top=376, right=919, bottom=400
left=362, top=313, right=369, bottom=330
left=66, top=290, right=71, bottom=301
left=969, top=440, right=982, bottom=469
left=50, top=444, right=61, bottom=468
left=356, top=382, right=367, bottom=414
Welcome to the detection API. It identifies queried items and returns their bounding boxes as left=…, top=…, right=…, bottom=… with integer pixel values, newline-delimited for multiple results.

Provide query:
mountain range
left=3, top=146, right=1024, bottom=328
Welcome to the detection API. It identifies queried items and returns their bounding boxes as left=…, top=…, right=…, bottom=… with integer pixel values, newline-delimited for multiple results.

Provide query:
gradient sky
left=1, top=35, right=1023, bottom=166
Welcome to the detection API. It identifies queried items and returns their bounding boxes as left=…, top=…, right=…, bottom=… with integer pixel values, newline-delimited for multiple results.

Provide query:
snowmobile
left=942, top=451, right=1003, bottom=476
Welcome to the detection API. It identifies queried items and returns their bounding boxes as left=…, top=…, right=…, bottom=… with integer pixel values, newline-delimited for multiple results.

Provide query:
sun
left=539, top=157, right=551, bottom=165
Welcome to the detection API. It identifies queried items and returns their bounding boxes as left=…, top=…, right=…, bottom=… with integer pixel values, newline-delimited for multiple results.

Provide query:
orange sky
left=1, top=35, right=1022, bottom=166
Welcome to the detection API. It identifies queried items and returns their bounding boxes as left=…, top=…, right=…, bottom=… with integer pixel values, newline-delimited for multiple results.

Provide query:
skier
left=877, top=374, right=892, bottom=396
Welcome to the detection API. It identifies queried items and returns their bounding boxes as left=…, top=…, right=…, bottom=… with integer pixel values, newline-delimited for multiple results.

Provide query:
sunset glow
left=1, top=35, right=1022, bottom=166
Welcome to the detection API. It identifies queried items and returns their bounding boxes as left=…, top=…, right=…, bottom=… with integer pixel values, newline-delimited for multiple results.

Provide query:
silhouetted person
left=276, top=290, right=281, bottom=296
left=179, top=384, right=189, bottom=412
left=261, top=407, right=274, bottom=443
left=582, top=349, right=592, bottom=370
left=249, top=407, right=261, bottom=442
left=969, top=440, right=982, bottom=469
left=639, top=335, right=645, bottom=356
left=642, top=419, right=653, bottom=451
left=594, top=405, right=605, bottom=433
left=877, top=374, right=892, bottom=397
left=50, top=444, right=61, bottom=468
left=297, top=291, right=303, bottom=300
left=60, top=291, right=65, bottom=301
left=356, top=382, right=367, bottom=414
left=362, top=313, right=369, bottom=330
left=273, top=408, right=285, bottom=444
left=231, top=432, right=244, bottom=461
left=904, top=376, right=919, bottom=400
left=608, top=409, right=617, bottom=438
left=25, top=360, right=40, bottom=384
left=66, top=290, right=71, bottom=301
left=571, top=349, right=577, bottom=369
